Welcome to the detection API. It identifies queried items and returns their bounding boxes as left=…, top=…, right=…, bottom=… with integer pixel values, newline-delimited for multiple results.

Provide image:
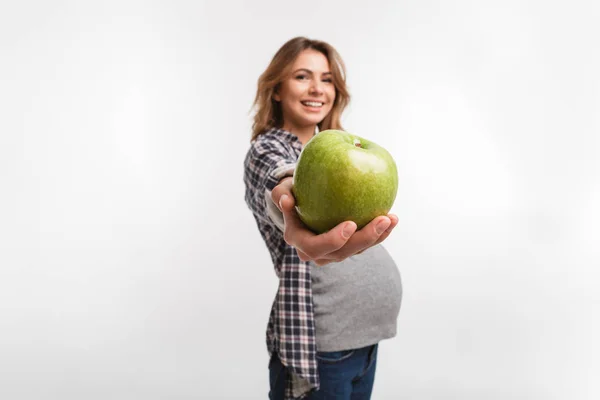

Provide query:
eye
left=322, top=78, right=333, bottom=83
left=295, top=74, right=309, bottom=80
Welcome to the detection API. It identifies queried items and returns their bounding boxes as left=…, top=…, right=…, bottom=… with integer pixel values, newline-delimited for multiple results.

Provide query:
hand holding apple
left=271, top=177, right=398, bottom=266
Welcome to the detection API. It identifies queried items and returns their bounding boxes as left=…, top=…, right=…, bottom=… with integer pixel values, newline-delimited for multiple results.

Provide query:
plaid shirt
left=243, top=128, right=318, bottom=399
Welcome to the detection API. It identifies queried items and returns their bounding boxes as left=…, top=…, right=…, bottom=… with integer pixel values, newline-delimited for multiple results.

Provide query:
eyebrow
left=293, top=68, right=332, bottom=75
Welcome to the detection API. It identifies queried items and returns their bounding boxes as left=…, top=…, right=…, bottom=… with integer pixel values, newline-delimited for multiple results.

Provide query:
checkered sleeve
left=243, top=140, right=295, bottom=227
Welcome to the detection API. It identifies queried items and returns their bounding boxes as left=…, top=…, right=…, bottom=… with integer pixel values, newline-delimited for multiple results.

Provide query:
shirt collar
left=265, top=127, right=303, bottom=149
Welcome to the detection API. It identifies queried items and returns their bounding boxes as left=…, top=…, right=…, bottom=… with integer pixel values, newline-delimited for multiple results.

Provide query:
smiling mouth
left=301, top=101, right=324, bottom=107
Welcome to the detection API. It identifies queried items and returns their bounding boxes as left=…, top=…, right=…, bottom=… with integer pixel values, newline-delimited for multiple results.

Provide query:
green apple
left=292, top=129, right=398, bottom=234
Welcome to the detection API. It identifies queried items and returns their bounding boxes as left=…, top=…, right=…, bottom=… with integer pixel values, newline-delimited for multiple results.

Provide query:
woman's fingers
left=319, top=215, right=391, bottom=261
left=371, top=214, right=398, bottom=247
left=307, top=214, right=398, bottom=264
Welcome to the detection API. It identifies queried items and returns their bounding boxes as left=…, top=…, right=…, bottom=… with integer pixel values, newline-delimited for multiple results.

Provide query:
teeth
left=302, top=101, right=323, bottom=107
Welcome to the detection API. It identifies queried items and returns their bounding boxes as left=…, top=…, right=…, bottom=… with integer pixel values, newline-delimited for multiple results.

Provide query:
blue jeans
left=269, top=344, right=378, bottom=400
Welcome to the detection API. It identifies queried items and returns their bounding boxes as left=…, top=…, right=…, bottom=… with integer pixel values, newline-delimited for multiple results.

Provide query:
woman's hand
left=271, top=177, right=398, bottom=266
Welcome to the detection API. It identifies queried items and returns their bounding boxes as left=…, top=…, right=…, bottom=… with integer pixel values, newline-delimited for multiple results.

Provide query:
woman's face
left=274, top=49, right=336, bottom=133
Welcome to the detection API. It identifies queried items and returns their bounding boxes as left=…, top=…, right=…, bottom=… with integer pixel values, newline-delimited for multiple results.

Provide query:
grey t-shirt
left=311, top=244, right=403, bottom=352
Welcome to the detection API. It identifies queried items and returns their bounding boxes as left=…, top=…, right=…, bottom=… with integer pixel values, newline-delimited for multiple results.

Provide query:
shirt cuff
left=264, top=163, right=296, bottom=232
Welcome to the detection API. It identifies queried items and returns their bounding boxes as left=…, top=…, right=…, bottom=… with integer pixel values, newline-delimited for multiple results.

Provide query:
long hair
left=250, top=37, right=350, bottom=141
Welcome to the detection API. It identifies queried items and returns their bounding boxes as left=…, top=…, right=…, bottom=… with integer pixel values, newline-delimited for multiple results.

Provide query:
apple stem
left=354, top=139, right=362, bottom=148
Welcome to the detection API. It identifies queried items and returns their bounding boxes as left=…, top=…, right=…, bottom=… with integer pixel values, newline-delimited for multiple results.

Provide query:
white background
left=1, top=1, right=599, bottom=399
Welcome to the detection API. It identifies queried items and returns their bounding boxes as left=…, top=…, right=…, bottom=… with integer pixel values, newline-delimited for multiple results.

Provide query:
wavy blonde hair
left=250, top=37, right=351, bottom=141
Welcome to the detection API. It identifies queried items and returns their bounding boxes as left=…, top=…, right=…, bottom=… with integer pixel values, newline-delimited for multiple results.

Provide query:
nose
left=309, top=80, right=324, bottom=95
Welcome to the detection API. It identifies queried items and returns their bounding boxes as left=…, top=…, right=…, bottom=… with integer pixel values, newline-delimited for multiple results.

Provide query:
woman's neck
left=283, top=124, right=316, bottom=146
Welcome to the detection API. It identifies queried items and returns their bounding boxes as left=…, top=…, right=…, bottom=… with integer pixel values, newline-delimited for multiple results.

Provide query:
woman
left=243, top=37, right=402, bottom=400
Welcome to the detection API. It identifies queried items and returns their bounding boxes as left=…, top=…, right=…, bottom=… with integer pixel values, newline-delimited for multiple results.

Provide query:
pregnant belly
left=311, top=245, right=403, bottom=331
